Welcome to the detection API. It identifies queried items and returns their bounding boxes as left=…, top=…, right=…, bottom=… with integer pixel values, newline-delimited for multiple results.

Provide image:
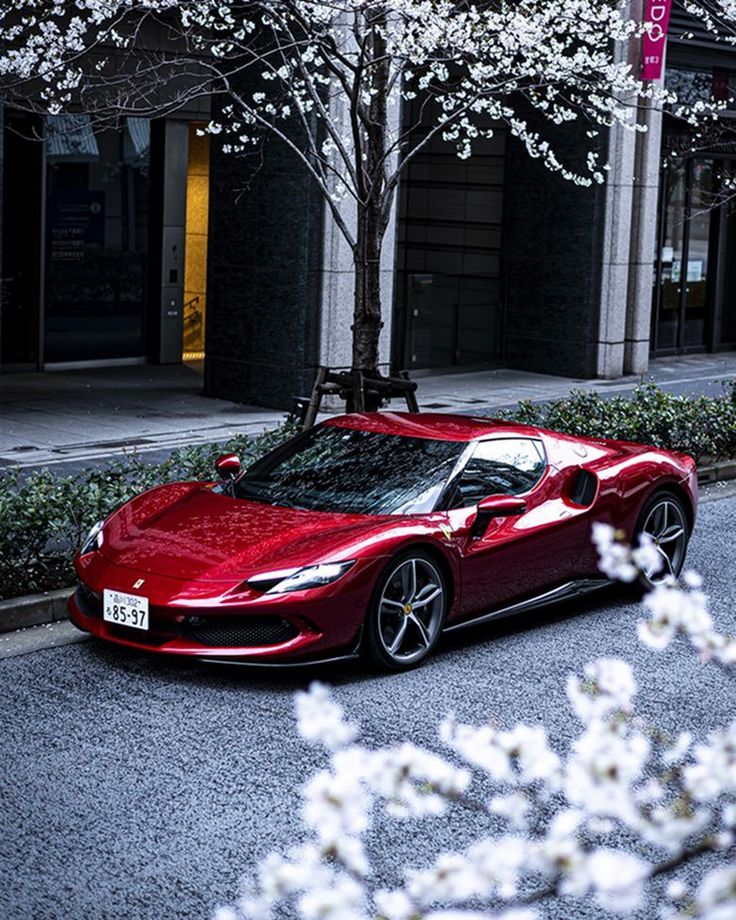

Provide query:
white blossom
left=295, top=682, right=358, bottom=750
left=693, top=865, right=736, bottom=917
left=566, top=658, right=637, bottom=723
left=575, top=849, right=648, bottom=914
left=592, top=522, right=641, bottom=582
left=593, top=522, right=736, bottom=667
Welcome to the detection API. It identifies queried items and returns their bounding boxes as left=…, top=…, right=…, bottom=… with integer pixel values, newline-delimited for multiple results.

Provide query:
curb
left=1, top=460, right=736, bottom=637
left=0, top=588, right=72, bottom=635
left=697, top=459, right=736, bottom=484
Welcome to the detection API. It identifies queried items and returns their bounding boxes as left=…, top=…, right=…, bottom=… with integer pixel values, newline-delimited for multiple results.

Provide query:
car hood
left=100, top=482, right=398, bottom=582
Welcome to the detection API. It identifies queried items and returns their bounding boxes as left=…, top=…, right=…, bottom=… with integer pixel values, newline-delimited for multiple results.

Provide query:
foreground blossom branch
left=213, top=526, right=734, bottom=920
left=593, top=522, right=736, bottom=668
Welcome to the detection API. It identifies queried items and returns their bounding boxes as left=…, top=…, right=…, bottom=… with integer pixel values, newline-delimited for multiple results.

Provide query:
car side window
left=450, top=438, right=547, bottom=508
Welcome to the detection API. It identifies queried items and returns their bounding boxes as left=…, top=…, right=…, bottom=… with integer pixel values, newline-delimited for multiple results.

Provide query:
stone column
left=204, top=124, right=323, bottom=409
left=594, top=10, right=647, bottom=381
left=318, top=195, right=396, bottom=374
left=318, top=93, right=397, bottom=376
left=624, top=85, right=665, bottom=374
left=596, top=118, right=637, bottom=378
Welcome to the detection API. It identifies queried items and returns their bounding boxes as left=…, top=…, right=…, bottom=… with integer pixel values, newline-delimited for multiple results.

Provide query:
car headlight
left=80, top=520, right=104, bottom=555
left=246, top=561, right=355, bottom=594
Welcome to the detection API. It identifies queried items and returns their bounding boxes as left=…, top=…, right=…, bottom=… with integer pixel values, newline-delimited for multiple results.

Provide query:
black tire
left=363, top=549, right=448, bottom=671
left=632, top=489, right=691, bottom=593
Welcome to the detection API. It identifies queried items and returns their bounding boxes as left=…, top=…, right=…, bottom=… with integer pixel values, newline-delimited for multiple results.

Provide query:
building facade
left=0, top=108, right=210, bottom=373
left=1, top=6, right=735, bottom=409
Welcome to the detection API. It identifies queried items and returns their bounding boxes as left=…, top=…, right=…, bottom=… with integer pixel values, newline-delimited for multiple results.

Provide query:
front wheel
left=363, top=551, right=447, bottom=671
left=634, top=490, right=690, bottom=590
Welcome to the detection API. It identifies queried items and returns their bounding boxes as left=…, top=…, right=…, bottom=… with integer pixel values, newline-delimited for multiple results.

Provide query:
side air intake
left=569, top=469, right=598, bottom=507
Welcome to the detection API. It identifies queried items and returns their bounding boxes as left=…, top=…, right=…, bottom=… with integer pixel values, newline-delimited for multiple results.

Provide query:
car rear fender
left=581, top=451, right=697, bottom=542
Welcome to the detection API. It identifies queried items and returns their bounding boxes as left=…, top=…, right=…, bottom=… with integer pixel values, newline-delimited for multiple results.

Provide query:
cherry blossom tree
left=685, top=0, right=736, bottom=41
left=0, top=0, right=665, bottom=374
left=212, top=529, right=736, bottom=920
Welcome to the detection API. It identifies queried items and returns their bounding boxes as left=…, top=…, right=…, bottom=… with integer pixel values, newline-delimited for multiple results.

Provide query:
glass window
left=44, top=115, right=150, bottom=362
left=451, top=438, right=546, bottom=507
left=654, top=156, right=716, bottom=352
left=684, top=159, right=713, bottom=347
left=1, top=111, right=42, bottom=367
left=235, top=425, right=465, bottom=515
left=719, top=202, right=736, bottom=345
left=664, top=67, right=736, bottom=112
left=396, top=96, right=505, bottom=370
left=656, top=160, right=687, bottom=351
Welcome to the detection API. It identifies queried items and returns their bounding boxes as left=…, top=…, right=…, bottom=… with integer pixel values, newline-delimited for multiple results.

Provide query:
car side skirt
left=443, top=578, right=611, bottom=633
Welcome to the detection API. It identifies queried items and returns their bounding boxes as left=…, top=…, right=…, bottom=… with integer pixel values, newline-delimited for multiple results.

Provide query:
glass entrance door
left=653, top=157, right=716, bottom=353
left=1, top=112, right=43, bottom=369
left=44, top=116, right=150, bottom=363
left=683, top=160, right=712, bottom=347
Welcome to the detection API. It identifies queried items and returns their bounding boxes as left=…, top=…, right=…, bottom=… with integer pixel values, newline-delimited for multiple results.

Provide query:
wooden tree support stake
left=301, top=366, right=419, bottom=429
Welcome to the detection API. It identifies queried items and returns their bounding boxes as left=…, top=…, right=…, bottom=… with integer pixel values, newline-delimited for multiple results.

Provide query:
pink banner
left=641, top=0, right=673, bottom=80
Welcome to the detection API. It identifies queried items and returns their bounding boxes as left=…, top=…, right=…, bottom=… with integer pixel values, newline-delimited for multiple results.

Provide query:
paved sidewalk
left=0, top=363, right=283, bottom=469
left=1, top=353, right=734, bottom=470
left=414, top=352, right=736, bottom=413
left=0, top=621, right=87, bottom=661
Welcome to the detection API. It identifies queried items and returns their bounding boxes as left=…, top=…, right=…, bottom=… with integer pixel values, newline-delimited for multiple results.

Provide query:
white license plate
left=103, top=589, right=149, bottom=631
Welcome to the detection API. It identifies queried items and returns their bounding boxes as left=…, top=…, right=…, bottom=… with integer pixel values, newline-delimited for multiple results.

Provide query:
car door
left=447, top=436, right=592, bottom=619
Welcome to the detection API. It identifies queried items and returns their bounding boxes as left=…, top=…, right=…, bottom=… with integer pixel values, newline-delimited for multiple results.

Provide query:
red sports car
left=68, top=413, right=698, bottom=670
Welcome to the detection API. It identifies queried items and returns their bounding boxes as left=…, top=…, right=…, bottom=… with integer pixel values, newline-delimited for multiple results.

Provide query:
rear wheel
left=363, top=550, right=447, bottom=671
left=634, top=490, right=690, bottom=589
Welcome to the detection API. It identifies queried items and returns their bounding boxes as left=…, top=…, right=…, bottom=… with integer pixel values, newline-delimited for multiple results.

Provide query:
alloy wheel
left=640, top=497, right=688, bottom=584
left=377, top=557, right=445, bottom=665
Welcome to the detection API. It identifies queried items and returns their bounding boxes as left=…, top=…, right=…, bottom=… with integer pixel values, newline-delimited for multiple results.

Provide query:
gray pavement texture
left=0, top=620, right=87, bottom=661
left=1, top=492, right=735, bottom=920
left=0, top=362, right=283, bottom=470
left=1, top=352, right=735, bottom=474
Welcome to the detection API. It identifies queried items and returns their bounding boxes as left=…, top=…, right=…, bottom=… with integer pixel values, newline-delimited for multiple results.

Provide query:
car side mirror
left=215, top=453, right=241, bottom=481
left=471, top=494, right=526, bottom=540
left=477, top=494, right=527, bottom=517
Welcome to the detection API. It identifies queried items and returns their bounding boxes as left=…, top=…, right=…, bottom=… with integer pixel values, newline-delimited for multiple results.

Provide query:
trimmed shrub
left=500, top=381, right=736, bottom=464
left=0, top=423, right=296, bottom=601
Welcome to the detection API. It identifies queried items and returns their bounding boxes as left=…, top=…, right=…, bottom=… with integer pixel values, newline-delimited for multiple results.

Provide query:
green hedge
left=1, top=381, right=735, bottom=602
left=500, top=381, right=736, bottom=465
left=0, top=424, right=296, bottom=601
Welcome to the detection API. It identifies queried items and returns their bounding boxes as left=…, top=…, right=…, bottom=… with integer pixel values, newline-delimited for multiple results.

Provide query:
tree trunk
left=352, top=200, right=383, bottom=372
left=350, top=5, right=389, bottom=374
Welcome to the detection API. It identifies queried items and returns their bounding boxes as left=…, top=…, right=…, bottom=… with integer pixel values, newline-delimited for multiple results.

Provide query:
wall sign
left=642, top=0, right=672, bottom=81
left=48, top=191, right=105, bottom=262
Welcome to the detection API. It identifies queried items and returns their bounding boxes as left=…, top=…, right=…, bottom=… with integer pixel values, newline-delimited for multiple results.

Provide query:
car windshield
left=234, top=424, right=465, bottom=515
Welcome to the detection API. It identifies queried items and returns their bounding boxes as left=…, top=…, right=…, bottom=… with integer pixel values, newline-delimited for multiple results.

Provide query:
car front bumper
left=68, top=553, right=384, bottom=663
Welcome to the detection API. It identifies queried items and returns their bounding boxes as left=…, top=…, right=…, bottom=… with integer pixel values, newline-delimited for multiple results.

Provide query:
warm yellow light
left=183, top=123, right=210, bottom=359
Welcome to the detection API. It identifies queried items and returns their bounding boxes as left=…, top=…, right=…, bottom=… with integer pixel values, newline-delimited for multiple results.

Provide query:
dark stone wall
left=204, top=130, right=323, bottom=409
left=501, top=126, right=607, bottom=378
left=0, top=98, right=3, bottom=352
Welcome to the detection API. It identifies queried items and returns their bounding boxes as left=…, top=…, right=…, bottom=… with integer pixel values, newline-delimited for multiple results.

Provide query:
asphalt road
left=1, top=493, right=735, bottom=920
